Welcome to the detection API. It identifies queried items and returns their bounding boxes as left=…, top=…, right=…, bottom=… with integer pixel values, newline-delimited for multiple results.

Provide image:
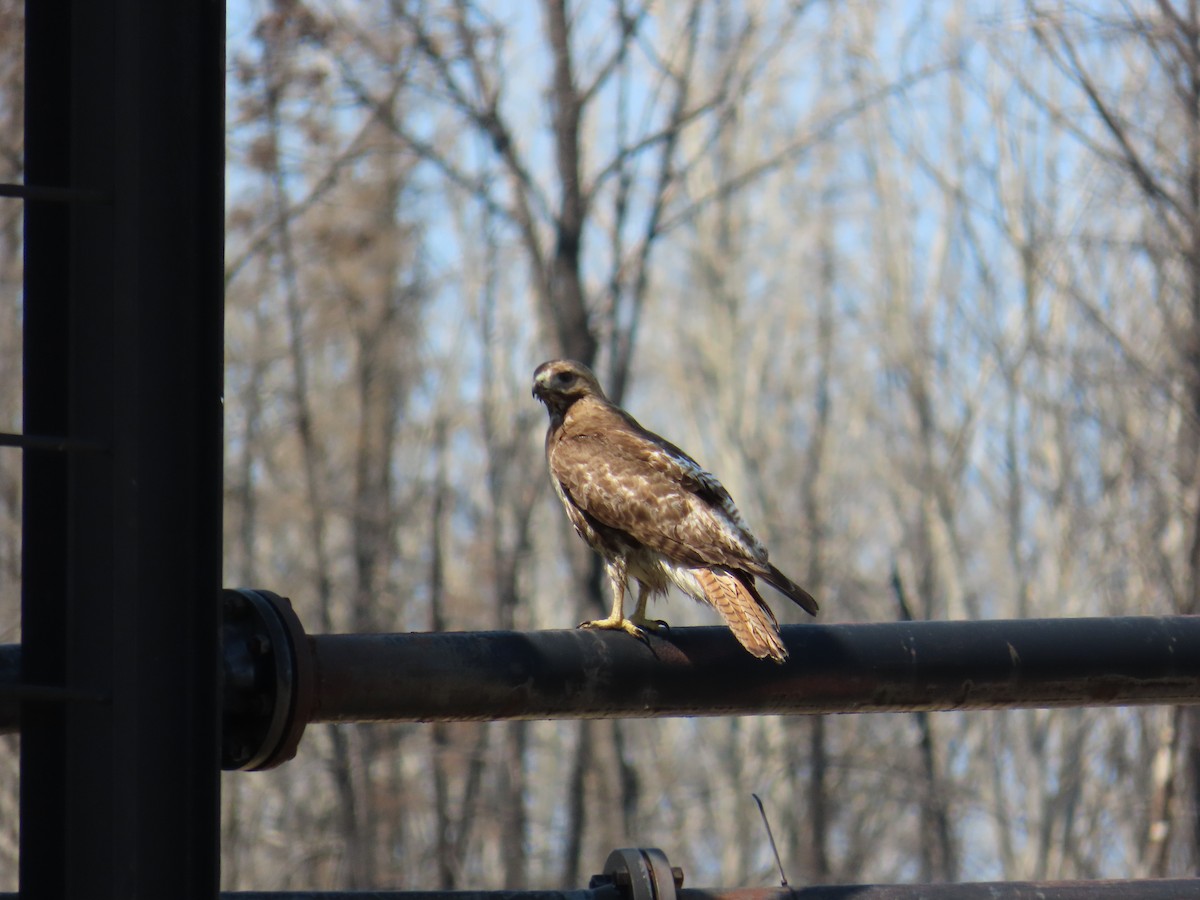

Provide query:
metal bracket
left=590, top=848, right=683, bottom=900
left=221, top=589, right=313, bottom=771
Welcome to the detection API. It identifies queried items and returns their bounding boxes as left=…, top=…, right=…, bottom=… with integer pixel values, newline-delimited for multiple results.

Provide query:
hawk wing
left=548, top=425, right=768, bottom=572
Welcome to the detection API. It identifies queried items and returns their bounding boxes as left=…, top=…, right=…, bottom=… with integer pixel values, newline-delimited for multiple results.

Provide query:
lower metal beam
left=694, top=882, right=1191, bottom=899
left=0, top=878, right=1178, bottom=898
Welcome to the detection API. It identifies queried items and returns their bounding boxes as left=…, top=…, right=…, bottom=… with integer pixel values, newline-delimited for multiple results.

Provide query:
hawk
left=532, top=359, right=818, bottom=662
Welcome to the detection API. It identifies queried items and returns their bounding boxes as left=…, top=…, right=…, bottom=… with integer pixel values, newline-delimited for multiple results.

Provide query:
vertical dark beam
left=19, top=0, right=72, bottom=891
left=21, top=0, right=225, bottom=897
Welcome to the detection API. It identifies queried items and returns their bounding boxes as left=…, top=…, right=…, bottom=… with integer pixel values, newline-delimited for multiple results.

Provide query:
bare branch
left=576, top=0, right=650, bottom=108
left=608, top=0, right=703, bottom=400
left=1028, top=4, right=1188, bottom=223
left=394, top=0, right=554, bottom=277
left=659, top=59, right=949, bottom=235
left=226, top=99, right=397, bottom=287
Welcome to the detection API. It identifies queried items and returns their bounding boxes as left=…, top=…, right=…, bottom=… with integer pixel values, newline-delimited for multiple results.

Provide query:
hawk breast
left=548, top=424, right=767, bottom=571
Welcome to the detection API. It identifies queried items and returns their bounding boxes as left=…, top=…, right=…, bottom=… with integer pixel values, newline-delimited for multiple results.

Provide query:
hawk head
left=532, top=359, right=605, bottom=417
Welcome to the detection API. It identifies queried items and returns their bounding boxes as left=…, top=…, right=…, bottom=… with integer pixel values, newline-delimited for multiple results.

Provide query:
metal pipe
left=10, top=879, right=1182, bottom=899
left=678, top=884, right=1200, bottom=899
left=6, top=615, right=1200, bottom=738
left=307, top=616, right=1200, bottom=723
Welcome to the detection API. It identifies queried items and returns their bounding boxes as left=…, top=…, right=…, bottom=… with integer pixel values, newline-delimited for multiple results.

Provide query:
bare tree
left=212, top=0, right=1200, bottom=889
left=1019, top=0, right=1200, bottom=873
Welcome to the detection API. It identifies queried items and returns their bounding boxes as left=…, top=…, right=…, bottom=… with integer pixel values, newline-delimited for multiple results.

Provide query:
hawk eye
left=553, top=371, right=575, bottom=387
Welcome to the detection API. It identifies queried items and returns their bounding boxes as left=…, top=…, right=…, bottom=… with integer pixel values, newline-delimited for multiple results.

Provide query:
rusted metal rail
left=166, top=884, right=1200, bottom=899
left=0, top=881, right=1194, bottom=898
left=4, top=591, right=1200, bottom=772
left=2, top=842, right=1196, bottom=897
left=673, top=884, right=1200, bottom=899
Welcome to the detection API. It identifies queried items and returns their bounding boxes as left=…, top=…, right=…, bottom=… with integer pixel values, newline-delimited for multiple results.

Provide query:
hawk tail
left=694, top=567, right=788, bottom=663
left=760, top=564, right=819, bottom=616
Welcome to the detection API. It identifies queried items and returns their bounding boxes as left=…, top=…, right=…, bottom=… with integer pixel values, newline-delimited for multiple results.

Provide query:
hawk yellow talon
left=578, top=616, right=652, bottom=646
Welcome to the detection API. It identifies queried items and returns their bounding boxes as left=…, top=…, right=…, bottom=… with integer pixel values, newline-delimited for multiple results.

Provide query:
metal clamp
left=591, top=848, right=683, bottom=900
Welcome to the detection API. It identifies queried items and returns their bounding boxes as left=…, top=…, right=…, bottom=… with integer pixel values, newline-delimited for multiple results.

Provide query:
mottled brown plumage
left=532, top=359, right=817, bottom=662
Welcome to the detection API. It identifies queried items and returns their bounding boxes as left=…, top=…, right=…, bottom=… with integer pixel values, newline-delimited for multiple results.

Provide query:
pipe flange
left=221, top=589, right=312, bottom=770
left=591, top=848, right=682, bottom=900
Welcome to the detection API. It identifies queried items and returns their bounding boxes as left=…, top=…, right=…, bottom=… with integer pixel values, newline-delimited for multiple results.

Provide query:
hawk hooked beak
left=531, top=364, right=558, bottom=403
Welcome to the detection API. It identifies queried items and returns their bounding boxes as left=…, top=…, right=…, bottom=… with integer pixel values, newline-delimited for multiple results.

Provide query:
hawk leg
left=629, top=584, right=669, bottom=633
left=579, top=558, right=651, bottom=645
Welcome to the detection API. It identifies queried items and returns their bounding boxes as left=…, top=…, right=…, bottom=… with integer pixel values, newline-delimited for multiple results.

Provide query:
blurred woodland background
left=3, top=0, right=1200, bottom=890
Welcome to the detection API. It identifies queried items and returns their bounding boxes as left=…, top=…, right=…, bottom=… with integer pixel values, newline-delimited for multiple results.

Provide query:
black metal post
left=20, top=0, right=225, bottom=896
